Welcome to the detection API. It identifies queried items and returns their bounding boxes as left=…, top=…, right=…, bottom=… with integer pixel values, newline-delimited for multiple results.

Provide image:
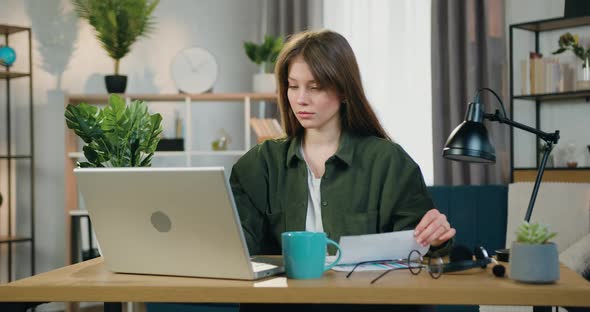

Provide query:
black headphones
left=436, top=245, right=505, bottom=278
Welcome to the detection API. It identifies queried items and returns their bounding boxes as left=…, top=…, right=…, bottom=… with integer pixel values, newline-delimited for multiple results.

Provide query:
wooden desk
left=0, top=257, right=589, bottom=308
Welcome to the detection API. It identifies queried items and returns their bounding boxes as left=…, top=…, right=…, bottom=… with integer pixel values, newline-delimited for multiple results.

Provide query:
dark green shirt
left=230, top=131, right=441, bottom=256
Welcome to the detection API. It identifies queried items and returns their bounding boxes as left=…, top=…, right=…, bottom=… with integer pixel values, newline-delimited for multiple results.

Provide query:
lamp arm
left=524, top=144, right=553, bottom=222
left=475, top=88, right=508, bottom=118
left=474, top=87, right=560, bottom=141
left=484, top=110, right=560, bottom=222
left=484, top=111, right=560, bottom=144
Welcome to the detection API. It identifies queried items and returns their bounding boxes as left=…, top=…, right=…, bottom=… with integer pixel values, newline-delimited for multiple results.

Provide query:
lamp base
left=496, top=248, right=510, bottom=262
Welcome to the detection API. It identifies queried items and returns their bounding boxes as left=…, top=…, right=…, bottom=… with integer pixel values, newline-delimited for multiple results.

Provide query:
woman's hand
left=414, top=209, right=456, bottom=247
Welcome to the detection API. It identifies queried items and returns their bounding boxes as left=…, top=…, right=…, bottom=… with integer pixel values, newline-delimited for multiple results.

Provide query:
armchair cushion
left=560, top=232, right=590, bottom=281
left=428, top=185, right=508, bottom=253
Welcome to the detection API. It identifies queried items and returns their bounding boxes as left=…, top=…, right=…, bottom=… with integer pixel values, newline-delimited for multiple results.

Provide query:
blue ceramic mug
left=281, top=231, right=342, bottom=279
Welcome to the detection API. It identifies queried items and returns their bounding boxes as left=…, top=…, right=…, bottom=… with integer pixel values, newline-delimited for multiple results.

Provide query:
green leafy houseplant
left=516, top=221, right=557, bottom=244
left=65, top=94, right=163, bottom=167
left=72, top=0, right=159, bottom=75
left=244, top=35, right=284, bottom=73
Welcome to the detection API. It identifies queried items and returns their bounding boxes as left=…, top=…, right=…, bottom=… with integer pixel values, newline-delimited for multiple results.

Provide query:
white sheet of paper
left=327, top=230, right=429, bottom=265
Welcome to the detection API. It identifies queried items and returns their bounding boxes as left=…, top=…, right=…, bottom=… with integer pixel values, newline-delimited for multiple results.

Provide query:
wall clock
left=171, top=47, right=218, bottom=93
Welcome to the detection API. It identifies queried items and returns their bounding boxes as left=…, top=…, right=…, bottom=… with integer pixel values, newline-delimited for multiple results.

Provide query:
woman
left=230, top=29, right=454, bottom=311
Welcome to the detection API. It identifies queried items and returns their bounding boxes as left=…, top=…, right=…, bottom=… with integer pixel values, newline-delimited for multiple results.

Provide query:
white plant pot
left=253, top=73, right=276, bottom=93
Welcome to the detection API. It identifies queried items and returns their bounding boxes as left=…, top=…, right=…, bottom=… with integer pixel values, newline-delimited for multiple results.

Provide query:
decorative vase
left=575, top=57, right=590, bottom=90
left=510, top=242, right=559, bottom=283
left=105, top=75, right=127, bottom=93
left=0, top=45, right=16, bottom=67
left=253, top=73, right=276, bottom=93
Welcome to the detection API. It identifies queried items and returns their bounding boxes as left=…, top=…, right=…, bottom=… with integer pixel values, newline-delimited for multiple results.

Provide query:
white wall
left=0, top=0, right=263, bottom=291
left=323, top=0, right=434, bottom=185
left=508, top=0, right=590, bottom=168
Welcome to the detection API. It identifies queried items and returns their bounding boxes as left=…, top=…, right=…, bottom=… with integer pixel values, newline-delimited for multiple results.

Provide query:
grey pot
left=510, top=242, right=559, bottom=283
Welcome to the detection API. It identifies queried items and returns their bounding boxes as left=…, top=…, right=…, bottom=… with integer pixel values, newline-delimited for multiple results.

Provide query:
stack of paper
left=327, top=230, right=429, bottom=272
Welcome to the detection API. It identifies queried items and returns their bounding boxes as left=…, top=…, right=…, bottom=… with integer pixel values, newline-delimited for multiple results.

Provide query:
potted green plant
left=510, top=221, right=559, bottom=283
left=65, top=94, right=163, bottom=167
left=244, top=35, right=283, bottom=93
left=72, top=0, right=160, bottom=93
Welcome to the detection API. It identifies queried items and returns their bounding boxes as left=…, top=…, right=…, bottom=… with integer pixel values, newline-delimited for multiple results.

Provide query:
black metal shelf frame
left=513, top=90, right=590, bottom=101
left=0, top=237, right=32, bottom=244
left=0, top=24, right=35, bottom=282
left=514, top=167, right=590, bottom=170
left=509, top=16, right=590, bottom=182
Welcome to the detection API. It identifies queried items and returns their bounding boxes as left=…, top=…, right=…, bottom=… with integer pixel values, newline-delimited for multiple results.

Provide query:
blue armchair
left=428, top=185, right=508, bottom=253
left=428, top=185, right=508, bottom=312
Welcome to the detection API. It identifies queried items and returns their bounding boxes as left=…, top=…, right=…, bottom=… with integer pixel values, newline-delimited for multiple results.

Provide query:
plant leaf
left=77, top=161, right=95, bottom=168
left=82, top=145, right=100, bottom=166
left=65, top=103, right=104, bottom=143
left=544, top=232, right=557, bottom=243
left=141, top=113, right=163, bottom=153
left=515, top=221, right=556, bottom=244
left=244, top=42, right=261, bottom=64
left=140, top=152, right=154, bottom=167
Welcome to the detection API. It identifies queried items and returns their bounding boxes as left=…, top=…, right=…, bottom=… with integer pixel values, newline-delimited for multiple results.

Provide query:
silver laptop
left=74, top=167, right=284, bottom=280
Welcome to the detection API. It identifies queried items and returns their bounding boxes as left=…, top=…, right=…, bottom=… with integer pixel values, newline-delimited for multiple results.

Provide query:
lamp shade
left=443, top=120, right=496, bottom=163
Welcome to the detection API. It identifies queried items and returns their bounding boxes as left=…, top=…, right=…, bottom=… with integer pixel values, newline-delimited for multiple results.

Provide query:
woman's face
left=287, top=55, right=342, bottom=132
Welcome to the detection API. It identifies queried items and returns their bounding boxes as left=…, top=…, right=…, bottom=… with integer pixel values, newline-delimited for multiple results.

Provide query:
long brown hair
left=275, top=29, right=390, bottom=140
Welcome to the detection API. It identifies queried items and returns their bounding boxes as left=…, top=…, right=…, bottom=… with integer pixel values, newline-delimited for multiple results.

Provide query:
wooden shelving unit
left=513, top=168, right=590, bottom=183
left=66, top=92, right=276, bottom=104
left=512, top=90, right=590, bottom=102
left=511, top=15, right=590, bottom=32
left=0, top=72, right=30, bottom=79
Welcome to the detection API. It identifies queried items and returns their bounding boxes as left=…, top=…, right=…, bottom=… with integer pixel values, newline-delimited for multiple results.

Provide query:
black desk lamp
left=443, top=88, right=560, bottom=259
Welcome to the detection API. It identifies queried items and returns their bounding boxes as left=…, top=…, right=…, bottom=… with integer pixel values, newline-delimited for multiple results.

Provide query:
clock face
left=171, top=47, right=218, bottom=93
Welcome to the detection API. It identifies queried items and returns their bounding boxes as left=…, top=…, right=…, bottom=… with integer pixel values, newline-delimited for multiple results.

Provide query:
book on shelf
left=250, top=118, right=285, bottom=143
left=520, top=52, right=575, bottom=95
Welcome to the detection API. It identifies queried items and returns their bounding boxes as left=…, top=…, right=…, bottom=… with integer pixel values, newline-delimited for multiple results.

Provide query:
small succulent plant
left=516, top=221, right=557, bottom=244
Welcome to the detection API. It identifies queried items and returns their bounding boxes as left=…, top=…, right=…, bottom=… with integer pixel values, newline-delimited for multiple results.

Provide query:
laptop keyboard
left=251, top=261, right=278, bottom=272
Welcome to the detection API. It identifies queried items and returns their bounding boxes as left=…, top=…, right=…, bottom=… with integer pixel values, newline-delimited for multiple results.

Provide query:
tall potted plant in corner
left=65, top=94, right=163, bottom=167
left=510, top=221, right=559, bottom=283
left=72, top=0, right=160, bottom=93
left=244, top=35, right=283, bottom=93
